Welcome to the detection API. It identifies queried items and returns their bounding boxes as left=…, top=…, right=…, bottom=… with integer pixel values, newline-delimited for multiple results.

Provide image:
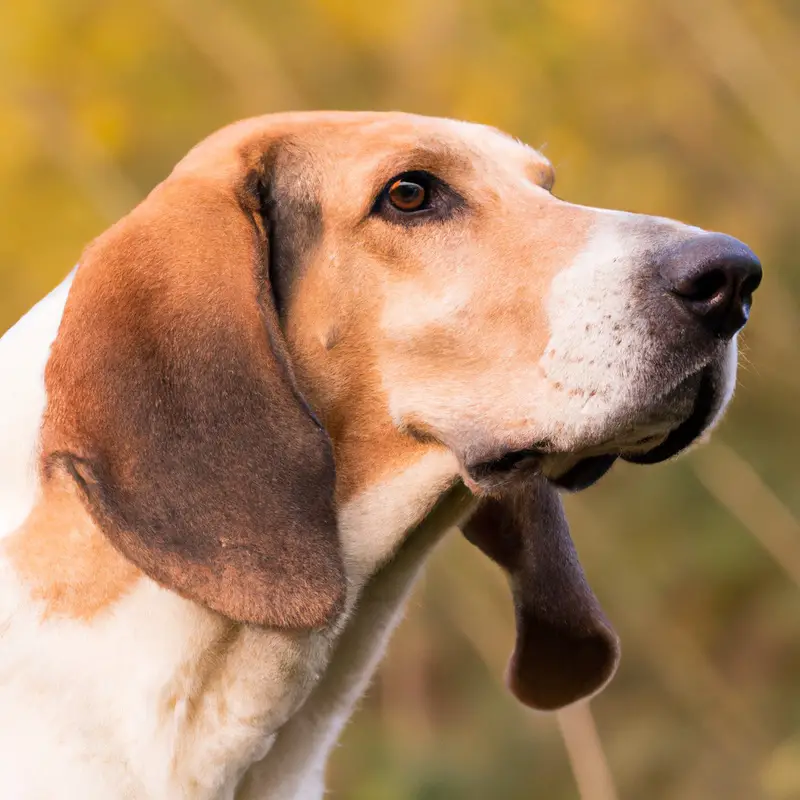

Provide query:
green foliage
left=1, top=1, right=798, bottom=796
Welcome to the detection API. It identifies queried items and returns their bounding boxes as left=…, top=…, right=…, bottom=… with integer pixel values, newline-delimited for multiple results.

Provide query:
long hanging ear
left=40, top=145, right=345, bottom=629
left=462, top=478, right=620, bottom=710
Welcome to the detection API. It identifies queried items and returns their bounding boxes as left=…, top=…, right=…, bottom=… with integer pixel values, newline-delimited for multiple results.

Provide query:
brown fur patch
left=5, top=476, right=139, bottom=621
left=40, top=151, right=345, bottom=630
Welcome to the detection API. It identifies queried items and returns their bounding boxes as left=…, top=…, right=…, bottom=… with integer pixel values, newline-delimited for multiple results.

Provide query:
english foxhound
left=0, top=112, right=761, bottom=799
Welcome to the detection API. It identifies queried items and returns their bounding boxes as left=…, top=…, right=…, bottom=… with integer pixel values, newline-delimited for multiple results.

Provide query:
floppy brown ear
left=462, top=478, right=620, bottom=710
left=40, top=144, right=345, bottom=629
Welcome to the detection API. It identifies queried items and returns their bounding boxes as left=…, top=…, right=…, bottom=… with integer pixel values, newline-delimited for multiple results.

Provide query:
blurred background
left=1, top=1, right=798, bottom=797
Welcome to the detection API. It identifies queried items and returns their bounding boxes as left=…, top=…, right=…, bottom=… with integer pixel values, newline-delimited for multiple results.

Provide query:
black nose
left=661, top=233, right=762, bottom=339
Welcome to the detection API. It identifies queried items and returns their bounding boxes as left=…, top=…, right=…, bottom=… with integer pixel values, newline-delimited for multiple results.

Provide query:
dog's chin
left=620, top=367, right=720, bottom=466
left=465, top=364, right=729, bottom=495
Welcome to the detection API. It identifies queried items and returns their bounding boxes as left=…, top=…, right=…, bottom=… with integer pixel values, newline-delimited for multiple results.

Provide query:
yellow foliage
left=1, top=1, right=799, bottom=797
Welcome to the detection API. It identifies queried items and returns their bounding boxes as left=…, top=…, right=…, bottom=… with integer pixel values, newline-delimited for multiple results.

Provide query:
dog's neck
left=0, top=274, right=473, bottom=798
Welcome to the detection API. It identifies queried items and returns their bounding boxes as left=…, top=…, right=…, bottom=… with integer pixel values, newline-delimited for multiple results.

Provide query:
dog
left=0, top=111, right=761, bottom=798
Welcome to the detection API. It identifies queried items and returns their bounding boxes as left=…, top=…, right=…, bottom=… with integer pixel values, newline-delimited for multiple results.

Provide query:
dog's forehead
left=335, top=115, right=554, bottom=189
left=174, top=111, right=552, bottom=187
left=327, top=113, right=546, bottom=164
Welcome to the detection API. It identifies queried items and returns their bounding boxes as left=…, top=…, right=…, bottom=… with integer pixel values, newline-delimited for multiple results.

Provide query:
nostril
left=672, top=267, right=729, bottom=306
left=741, top=271, right=762, bottom=305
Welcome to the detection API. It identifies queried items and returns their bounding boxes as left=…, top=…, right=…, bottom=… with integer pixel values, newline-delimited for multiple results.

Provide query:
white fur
left=0, top=272, right=73, bottom=539
left=540, top=211, right=737, bottom=451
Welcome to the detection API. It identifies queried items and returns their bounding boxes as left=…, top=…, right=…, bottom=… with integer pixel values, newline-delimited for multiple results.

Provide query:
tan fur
left=5, top=476, right=140, bottom=621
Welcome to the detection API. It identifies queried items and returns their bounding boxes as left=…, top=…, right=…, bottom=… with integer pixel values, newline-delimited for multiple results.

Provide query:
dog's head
left=270, top=114, right=759, bottom=491
left=40, top=112, right=760, bottom=709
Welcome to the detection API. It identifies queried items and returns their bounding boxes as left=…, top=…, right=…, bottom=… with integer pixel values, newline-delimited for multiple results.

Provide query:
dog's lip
left=464, top=446, right=617, bottom=494
left=545, top=366, right=716, bottom=481
left=547, top=454, right=618, bottom=492
left=622, top=367, right=716, bottom=465
left=464, top=449, right=617, bottom=494
left=463, top=365, right=717, bottom=491
left=465, top=446, right=545, bottom=482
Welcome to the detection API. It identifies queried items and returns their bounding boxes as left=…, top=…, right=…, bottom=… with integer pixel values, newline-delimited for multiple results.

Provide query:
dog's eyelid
left=382, top=169, right=439, bottom=195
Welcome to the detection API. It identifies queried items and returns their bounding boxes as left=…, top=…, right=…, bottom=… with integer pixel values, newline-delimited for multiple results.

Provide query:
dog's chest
left=0, top=572, right=340, bottom=799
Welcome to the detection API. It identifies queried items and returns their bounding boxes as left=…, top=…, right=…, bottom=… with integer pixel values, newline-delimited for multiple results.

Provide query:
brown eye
left=388, top=179, right=428, bottom=212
